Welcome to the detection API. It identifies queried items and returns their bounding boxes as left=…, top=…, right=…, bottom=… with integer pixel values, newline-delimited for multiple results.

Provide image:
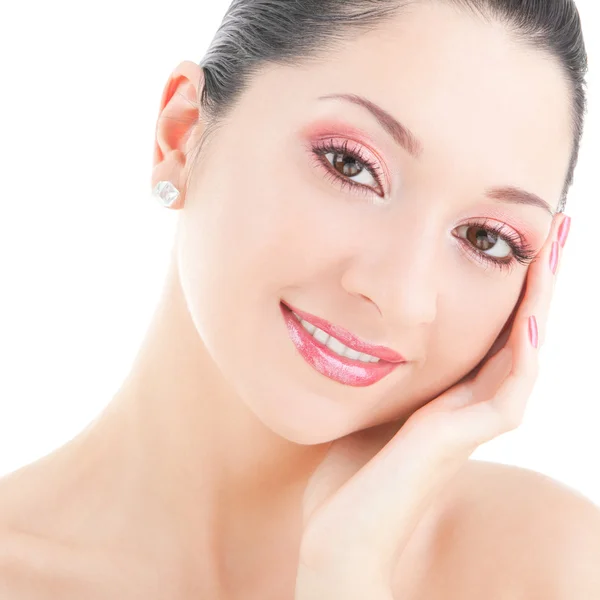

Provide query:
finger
left=487, top=212, right=564, bottom=356
left=454, top=215, right=546, bottom=387
left=477, top=211, right=566, bottom=367
left=524, top=212, right=567, bottom=347
left=546, top=214, right=569, bottom=332
left=458, top=313, right=536, bottom=440
left=455, top=212, right=569, bottom=436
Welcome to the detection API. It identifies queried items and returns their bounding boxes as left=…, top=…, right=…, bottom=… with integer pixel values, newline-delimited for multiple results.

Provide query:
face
left=168, top=1, right=572, bottom=444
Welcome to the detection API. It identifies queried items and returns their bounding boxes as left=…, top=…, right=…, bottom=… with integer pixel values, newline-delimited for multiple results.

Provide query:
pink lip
left=281, top=301, right=406, bottom=363
left=280, top=301, right=406, bottom=387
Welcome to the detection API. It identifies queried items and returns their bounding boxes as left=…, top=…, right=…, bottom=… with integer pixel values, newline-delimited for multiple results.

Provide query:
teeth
left=325, top=335, right=347, bottom=356
left=342, top=347, right=362, bottom=360
left=313, top=328, right=329, bottom=344
left=292, top=312, right=380, bottom=363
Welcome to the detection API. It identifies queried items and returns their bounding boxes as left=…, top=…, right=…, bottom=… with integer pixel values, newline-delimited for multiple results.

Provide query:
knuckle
left=505, top=412, right=524, bottom=431
left=498, top=404, right=526, bottom=431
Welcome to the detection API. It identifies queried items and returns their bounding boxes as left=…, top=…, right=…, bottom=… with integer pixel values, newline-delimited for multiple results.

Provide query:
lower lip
left=280, top=302, right=404, bottom=387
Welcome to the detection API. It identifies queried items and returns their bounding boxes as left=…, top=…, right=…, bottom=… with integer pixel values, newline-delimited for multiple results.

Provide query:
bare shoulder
left=0, top=526, right=72, bottom=599
left=0, top=525, right=160, bottom=600
left=0, top=467, right=110, bottom=599
left=0, top=470, right=89, bottom=600
left=399, top=459, right=600, bottom=600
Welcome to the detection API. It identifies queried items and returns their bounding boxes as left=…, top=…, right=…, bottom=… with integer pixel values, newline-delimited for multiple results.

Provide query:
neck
left=94, top=252, right=330, bottom=558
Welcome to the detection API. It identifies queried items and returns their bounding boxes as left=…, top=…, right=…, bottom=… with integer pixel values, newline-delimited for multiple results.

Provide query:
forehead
left=255, top=1, right=573, bottom=212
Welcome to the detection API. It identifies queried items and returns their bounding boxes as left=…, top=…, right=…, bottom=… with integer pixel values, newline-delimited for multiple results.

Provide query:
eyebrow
left=484, top=186, right=554, bottom=216
left=318, top=93, right=555, bottom=216
left=319, top=93, right=424, bottom=159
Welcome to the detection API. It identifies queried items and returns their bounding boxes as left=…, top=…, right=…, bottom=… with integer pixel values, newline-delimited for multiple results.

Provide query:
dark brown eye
left=456, top=224, right=511, bottom=259
left=332, top=153, right=362, bottom=177
left=325, top=151, right=378, bottom=188
left=468, top=226, right=495, bottom=250
left=310, top=137, right=387, bottom=200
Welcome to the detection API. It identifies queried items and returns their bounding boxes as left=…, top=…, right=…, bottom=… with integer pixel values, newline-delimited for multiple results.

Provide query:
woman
left=0, top=0, right=598, bottom=598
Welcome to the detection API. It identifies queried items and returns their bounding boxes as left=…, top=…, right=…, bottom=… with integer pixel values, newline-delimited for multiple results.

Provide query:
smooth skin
left=1, top=2, right=600, bottom=599
left=294, top=215, right=582, bottom=599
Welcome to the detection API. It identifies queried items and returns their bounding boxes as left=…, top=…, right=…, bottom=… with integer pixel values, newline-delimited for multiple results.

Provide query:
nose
left=340, top=216, right=441, bottom=328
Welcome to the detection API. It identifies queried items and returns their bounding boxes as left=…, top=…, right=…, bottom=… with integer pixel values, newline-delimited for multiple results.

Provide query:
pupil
left=470, top=227, right=496, bottom=250
left=334, top=153, right=361, bottom=177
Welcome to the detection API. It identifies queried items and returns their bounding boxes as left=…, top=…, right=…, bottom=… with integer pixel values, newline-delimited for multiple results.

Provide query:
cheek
left=379, top=286, right=522, bottom=423
left=212, top=189, right=359, bottom=296
left=194, top=124, right=375, bottom=295
left=435, top=276, right=525, bottom=372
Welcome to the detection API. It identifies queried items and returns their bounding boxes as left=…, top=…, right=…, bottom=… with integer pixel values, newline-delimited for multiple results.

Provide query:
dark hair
left=191, top=0, right=589, bottom=213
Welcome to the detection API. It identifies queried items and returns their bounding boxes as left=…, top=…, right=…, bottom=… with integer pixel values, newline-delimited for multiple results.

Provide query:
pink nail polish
left=528, top=316, right=538, bottom=349
left=557, top=216, right=571, bottom=248
left=549, top=241, right=559, bottom=274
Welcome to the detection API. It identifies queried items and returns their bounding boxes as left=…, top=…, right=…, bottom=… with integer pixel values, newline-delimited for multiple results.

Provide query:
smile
left=294, top=315, right=382, bottom=362
left=279, top=301, right=406, bottom=387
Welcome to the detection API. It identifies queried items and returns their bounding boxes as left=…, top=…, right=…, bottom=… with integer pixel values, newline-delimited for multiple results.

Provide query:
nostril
left=357, top=294, right=382, bottom=318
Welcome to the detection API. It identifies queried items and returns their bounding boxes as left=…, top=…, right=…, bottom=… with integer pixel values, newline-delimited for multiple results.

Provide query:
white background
left=0, top=1, right=598, bottom=504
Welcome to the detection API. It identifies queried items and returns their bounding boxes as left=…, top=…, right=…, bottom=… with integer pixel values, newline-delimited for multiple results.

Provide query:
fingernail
left=557, top=216, right=571, bottom=248
left=549, top=241, right=559, bottom=275
left=528, top=316, right=538, bottom=349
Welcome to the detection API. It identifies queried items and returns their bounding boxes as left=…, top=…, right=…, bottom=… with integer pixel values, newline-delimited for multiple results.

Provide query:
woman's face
left=175, top=2, right=572, bottom=444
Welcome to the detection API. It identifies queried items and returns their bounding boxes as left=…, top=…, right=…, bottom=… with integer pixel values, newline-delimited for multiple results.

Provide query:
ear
left=151, top=60, right=205, bottom=209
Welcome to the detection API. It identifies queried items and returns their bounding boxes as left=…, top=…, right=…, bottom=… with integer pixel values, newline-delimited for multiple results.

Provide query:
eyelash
left=455, top=218, right=538, bottom=274
left=310, top=137, right=387, bottom=199
left=309, top=137, right=538, bottom=274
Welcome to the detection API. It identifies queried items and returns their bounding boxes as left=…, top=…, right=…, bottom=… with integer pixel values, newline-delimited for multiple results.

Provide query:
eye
left=456, top=224, right=512, bottom=258
left=325, top=150, right=377, bottom=188
left=454, top=220, right=537, bottom=273
left=309, top=137, right=387, bottom=200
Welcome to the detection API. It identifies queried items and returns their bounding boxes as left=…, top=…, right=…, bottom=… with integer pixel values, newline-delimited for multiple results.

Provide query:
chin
left=237, top=374, right=363, bottom=445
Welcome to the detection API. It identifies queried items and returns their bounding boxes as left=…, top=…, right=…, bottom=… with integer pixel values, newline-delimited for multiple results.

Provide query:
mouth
left=280, top=301, right=406, bottom=387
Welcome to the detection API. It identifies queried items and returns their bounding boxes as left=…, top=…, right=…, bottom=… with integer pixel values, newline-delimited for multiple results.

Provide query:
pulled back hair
left=190, top=0, right=588, bottom=213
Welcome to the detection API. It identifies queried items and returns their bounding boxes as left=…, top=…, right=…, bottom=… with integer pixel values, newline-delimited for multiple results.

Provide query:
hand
left=294, top=214, right=569, bottom=600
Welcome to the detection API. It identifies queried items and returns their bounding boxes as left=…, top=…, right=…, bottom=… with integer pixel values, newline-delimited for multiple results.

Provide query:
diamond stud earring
left=153, top=181, right=180, bottom=208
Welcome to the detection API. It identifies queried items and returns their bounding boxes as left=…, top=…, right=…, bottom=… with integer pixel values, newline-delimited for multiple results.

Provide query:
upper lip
left=282, top=300, right=407, bottom=364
